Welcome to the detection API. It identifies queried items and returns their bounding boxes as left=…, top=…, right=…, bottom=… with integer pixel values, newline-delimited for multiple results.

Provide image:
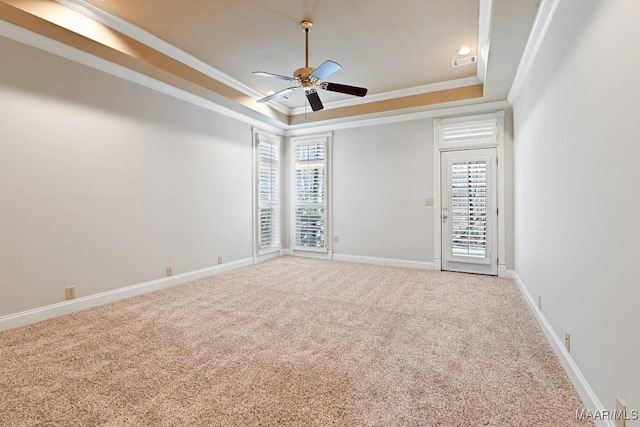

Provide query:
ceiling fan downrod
left=301, top=21, right=312, bottom=69
left=296, top=21, right=315, bottom=88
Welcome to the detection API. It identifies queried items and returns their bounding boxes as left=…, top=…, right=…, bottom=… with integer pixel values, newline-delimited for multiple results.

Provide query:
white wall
left=331, top=120, right=435, bottom=264
left=328, top=112, right=515, bottom=270
left=512, top=0, right=640, bottom=421
left=0, top=36, right=253, bottom=317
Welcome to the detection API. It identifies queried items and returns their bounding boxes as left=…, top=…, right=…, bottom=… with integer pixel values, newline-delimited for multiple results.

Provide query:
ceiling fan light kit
left=253, top=20, right=368, bottom=112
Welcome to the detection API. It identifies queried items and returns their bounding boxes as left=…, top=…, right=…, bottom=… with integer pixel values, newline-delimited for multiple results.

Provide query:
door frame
left=441, top=148, right=498, bottom=275
left=433, top=111, right=507, bottom=276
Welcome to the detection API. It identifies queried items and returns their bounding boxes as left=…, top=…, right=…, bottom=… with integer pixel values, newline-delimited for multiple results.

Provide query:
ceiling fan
left=253, top=21, right=368, bottom=111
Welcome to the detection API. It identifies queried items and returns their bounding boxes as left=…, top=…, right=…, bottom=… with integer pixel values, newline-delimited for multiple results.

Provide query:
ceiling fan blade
left=321, top=82, right=368, bottom=97
left=257, top=87, right=297, bottom=103
left=310, top=60, right=342, bottom=81
left=305, top=89, right=324, bottom=111
left=252, top=71, right=297, bottom=82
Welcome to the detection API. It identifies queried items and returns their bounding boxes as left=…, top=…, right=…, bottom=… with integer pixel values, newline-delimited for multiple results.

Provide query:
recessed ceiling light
left=457, top=46, right=472, bottom=56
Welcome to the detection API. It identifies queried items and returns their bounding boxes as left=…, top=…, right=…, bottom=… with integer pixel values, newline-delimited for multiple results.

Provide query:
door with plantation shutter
left=441, top=148, right=497, bottom=275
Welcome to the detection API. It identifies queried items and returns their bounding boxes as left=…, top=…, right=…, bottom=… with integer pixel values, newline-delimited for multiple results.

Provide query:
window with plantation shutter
left=438, top=116, right=498, bottom=149
left=292, top=135, right=330, bottom=252
left=442, top=121, right=496, bottom=144
left=256, top=133, right=280, bottom=253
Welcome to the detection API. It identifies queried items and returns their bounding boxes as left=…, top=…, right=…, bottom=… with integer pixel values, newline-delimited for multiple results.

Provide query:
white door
left=441, top=149, right=497, bottom=275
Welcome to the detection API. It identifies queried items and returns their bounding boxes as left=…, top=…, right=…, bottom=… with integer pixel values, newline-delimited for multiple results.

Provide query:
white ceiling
left=2, top=0, right=541, bottom=127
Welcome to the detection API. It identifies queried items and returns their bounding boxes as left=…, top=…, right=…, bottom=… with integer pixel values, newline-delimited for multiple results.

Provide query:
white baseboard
left=0, top=257, right=253, bottom=332
left=333, top=254, right=435, bottom=270
left=511, top=271, right=614, bottom=427
left=289, top=250, right=332, bottom=260
left=254, top=250, right=281, bottom=263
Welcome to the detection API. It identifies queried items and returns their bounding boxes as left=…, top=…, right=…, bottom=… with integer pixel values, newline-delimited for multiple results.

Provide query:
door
left=441, top=149, right=497, bottom=275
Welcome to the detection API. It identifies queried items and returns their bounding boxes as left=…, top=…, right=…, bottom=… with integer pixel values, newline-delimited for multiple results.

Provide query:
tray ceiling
left=0, top=0, right=540, bottom=128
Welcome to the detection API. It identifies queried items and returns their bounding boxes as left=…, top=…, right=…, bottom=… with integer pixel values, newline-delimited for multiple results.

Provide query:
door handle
left=442, top=214, right=448, bottom=220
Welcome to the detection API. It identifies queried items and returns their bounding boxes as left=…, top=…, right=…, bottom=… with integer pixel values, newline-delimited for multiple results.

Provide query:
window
left=437, top=114, right=499, bottom=150
left=291, top=134, right=331, bottom=252
left=441, top=121, right=496, bottom=145
left=255, top=131, right=281, bottom=254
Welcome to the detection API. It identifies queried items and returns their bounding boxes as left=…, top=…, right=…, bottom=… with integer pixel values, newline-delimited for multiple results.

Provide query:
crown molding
left=0, top=19, right=287, bottom=134
left=53, top=0, right=494, bottom=119
left=507, top=0, right=560, bottom=104
left=289, top=76, right=483, bottom=116
left=1, top=17, right=503, bottom=136
left=477, top=0, right=493, bottom=84
left=53, top=0, right=290, bottom=117
left=4, top=0, right=505, bottom=134
left=286, top=100, right=510, bottom=136
left=287, top=0, right=492, bottom=115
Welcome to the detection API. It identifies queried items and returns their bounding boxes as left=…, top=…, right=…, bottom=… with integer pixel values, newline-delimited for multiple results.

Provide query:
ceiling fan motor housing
left=294, top=67, right=315, bottom=87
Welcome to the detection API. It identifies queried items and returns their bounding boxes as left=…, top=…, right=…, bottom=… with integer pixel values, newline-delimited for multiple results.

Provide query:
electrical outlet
left=65, top=286, right=76, bottom=301
left=334, top=235, right=339, bottom=243
left=166, top=267, right=173, bottom=277
left=537, top=293, right=542, bottom=310
left=425, top=198, right=434, bottom=206
left=564, top=332, right=571, bottom=352
left=218, top=256, right=222, bottom=265
left=616, top=397, right=627, bottom=427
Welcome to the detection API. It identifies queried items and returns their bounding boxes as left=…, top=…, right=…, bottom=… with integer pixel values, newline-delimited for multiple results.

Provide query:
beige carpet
left=0, top=256, right=591, bottom=426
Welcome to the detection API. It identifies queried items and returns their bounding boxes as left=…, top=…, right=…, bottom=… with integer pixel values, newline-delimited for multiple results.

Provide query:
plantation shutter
left=258, top=136, right=280, bottom=252
left=450, top=160, right=488, bottom=258
left=294, top=142, right=326, bottom=250
left=439, top=118, right=498, bottom=148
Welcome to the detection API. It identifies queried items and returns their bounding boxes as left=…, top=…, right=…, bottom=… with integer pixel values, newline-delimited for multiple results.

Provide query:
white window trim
left=252, top=128, right=283, bottom=262
left=290, top=132, right=333, bottom=259
left=433, top=111, right=507, bottom=276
